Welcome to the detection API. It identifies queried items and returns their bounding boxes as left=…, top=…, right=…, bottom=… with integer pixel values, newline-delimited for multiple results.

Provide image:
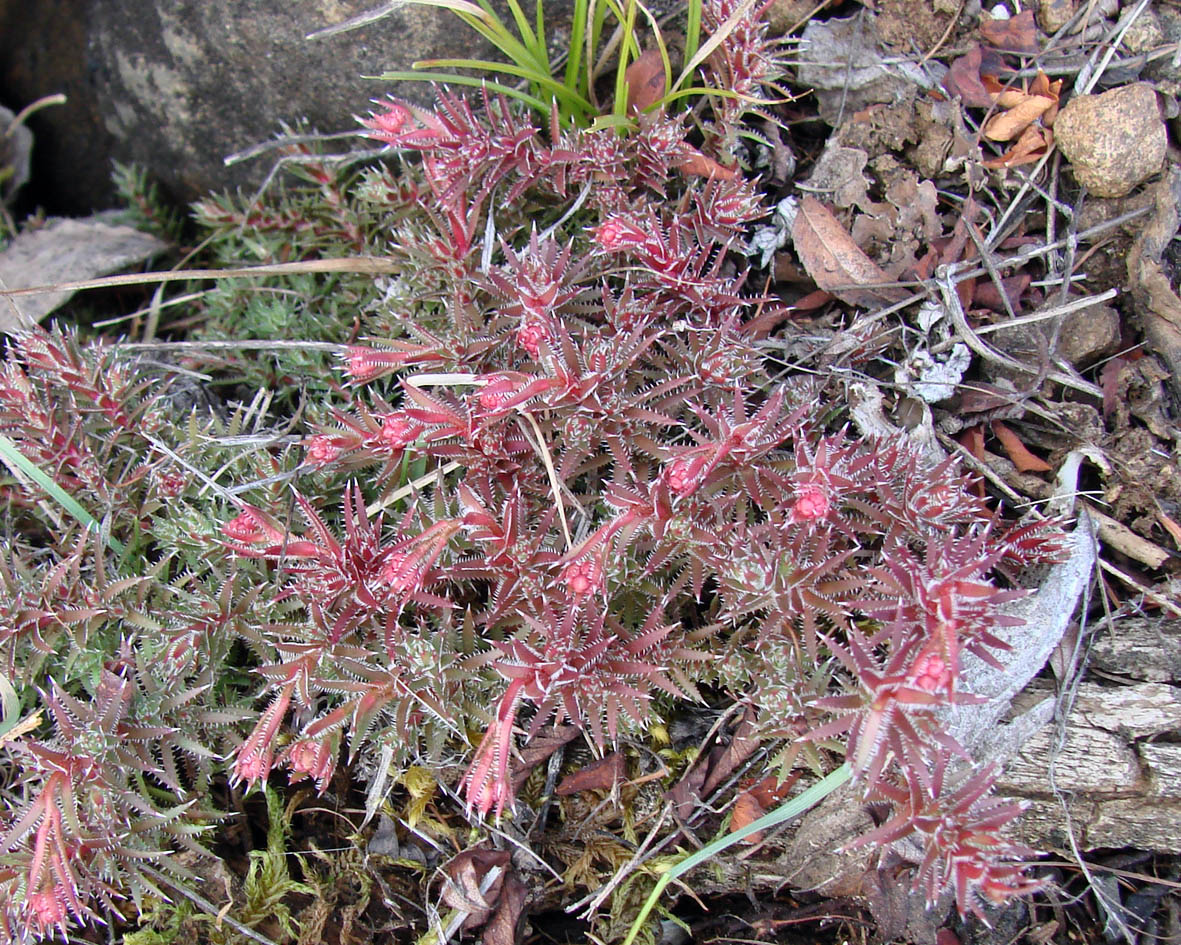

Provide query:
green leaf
left=375, top=70, right=552, bottom=117
left=0, top=433, right=125, bottom=554
left=410, top=58, right=592, bottom=115
left=621, top=763, right=853, bottom=945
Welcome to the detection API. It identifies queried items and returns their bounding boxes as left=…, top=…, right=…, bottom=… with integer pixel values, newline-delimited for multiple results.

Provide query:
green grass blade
left=0, top=433, right=126, bottom=554
left=647, top=84, right=753, bottom=110
left=411, top=58, right=592, bottom=114
left=376, top=71, right=553, bottom=115
left=685, top=0, right=702, bottom=73
left=502, top=0, right=544, bottom=65
left=397, top=0, right=544, bottom=76
left=535, top=0, right=548, bottom=68
left=621, top=763, right=852, bottom=945
left=564, top=0, right=589, bottom=95
left=611, top=0, right=641, bottom=120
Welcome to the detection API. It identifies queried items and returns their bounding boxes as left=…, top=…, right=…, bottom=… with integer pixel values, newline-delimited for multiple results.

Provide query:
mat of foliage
left=1, top=2, right=1179, bottom=944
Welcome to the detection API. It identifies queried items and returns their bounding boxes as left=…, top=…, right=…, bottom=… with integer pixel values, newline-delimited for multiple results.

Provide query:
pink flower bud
left=666, top=455, right=708, bottom=497
left=477, top=376, right=518, bottom=415
left=365, top=102, right=411, bottom=140
left=563, top=558, right=603, bottom=597
left=910, top=650, right=952, bottom=693
left=288, top=739, right=336, bottom=789
left=223, top=511, right=263, bottom=543
left=26, top=890, right=66, bottom=930
left=234, top=751, right=270, bottom=784
left=517, top=321, right=547, bottom=358
left=380, top=413, right=422, bottom=450
left=380, top=551, right=420, bottom=592
left=305, top=434, right=341, bottom=467
left=790, top=485, right=830, bottom=522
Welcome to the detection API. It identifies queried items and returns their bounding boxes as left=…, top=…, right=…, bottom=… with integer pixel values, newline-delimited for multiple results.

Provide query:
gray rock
left=0, top=103, right=32, bottom=205
left=1038, top=0, right=1075, bottom=34
left=1055, top=83, right=1166, bottom=198
left=0, top=211, right=168, bottom=331
left=1056, top=300, right=1121, bottom=366
left=796, top=13, right=941, bottom=126
left=0, top=0, right=573, bottom=212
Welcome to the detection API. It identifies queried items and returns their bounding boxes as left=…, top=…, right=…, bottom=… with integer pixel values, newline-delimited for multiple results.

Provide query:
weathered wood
left=998, top=681, right=1181, bottom=850
left=1088, top=617, right=1181, bottom=683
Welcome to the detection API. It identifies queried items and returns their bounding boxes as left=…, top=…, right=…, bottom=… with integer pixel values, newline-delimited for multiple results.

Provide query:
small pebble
left=1054, top=83, right=1165, bottom=198
left=1038, top=0, right=1075, bottom=34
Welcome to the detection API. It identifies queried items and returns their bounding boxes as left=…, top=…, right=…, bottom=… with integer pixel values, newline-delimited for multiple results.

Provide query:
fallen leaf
left=991, top=420, right=1052, bottom=472
left=982, top=124, right=1053, bottom=168
left=959, top=425, right=986, bottom=460
left=675, top=149, right=738, bottom=180
left=943, top=46, right=996, bottom=108
left=730, top=789, right=768, bottom=843
left=1049, top=620, right=1080, bottom=683
left=790, top=289, right=834, bottom=312
left=973, top=272, right=1032, bottom=312
left=730, top=772, right=801, bottom=844
left=791, top=197, right=907, bottom=307
left=626, top=48, right=667, bottom=113
left=959, top=383, right=1018, bottom=414
left=0, top=708, right=42, bottom=748
left=979, top=9, right=1040, bottom=54
left=1157, top=507, right=1181, bottom=550
left=1030, top=71, right=1063, bottom=124
left=665, top=752, right=707, bottom=821
left=0, top=212, right=168, bottom=332
left=509, top=723, right=581, bottom=793
left=1099, top=357, right=1130, bottom=420
left=555, top=751, right=626, bottom=795
left=482, top=872, right=527, bottom=945
left=441, top=849, right=510, bottom=931
left=983, top=93, right=1055, bottom=141
left=701, top=708, right=761, bottom=798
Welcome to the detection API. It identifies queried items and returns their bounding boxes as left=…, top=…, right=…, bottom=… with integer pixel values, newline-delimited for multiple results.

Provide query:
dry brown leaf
left=943, top=46, right=996, bottom=108
left=1156, top=508, right=1181, bottom=550
left=730, top=790, right=768, bottom=843
left=700, top=708, right=761, bottom=798
left=791, top=197, right=907, bottom=307
left=979, top=8, right=1039, bottom=54
left=625, top=48, right=666, bottom=113
left=676, top=149, right=738, bottom=180
left=482, top=873, right=527, bottom=945
left=555, top=751, right=626, bottom=795
left=730, top=772, right=800, bottom=844
left=973, top=272, right=1032, bottom=312
left=1030, top=71, right=1063, bottom=124
left=959, top=425, right=986, bottom=461
left=509, top=723, right=580, bottom=793
left=983, top=94, right=1055, bottom=141
left=982, top=124, right=1053, bottom=168
left=441, top=849, right=511, bottom=930
left=0, top=214, right=167, bottom=332
left=991, top=421, right=1052, bottom=472
left=0, top=709, right=42, bottom=748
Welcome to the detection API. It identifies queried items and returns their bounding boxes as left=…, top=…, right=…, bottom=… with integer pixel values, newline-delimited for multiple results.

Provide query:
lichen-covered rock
left=0, top=0, right=573, bottom=212
left=1055, top=83, right=1165, bottom=198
